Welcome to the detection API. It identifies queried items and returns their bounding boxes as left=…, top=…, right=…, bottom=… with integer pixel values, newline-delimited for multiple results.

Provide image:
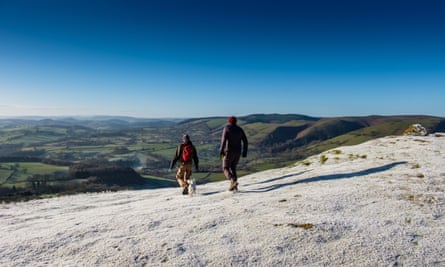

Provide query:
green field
left=0, top=162, right=69, bottom=187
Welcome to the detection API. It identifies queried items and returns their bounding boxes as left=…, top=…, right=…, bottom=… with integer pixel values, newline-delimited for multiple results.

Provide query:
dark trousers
left=222, top=152, right=240, bottom=181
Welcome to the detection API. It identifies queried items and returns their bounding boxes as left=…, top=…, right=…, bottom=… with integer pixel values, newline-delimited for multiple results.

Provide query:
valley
left=0, top=114, right=443, bottom=201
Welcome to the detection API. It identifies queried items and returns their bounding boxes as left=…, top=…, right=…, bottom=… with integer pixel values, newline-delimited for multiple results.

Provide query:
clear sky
left=1, top=0, right=444, bottom=118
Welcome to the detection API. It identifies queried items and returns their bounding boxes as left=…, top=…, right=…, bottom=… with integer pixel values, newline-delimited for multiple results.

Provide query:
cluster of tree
left=0, top=180, right=125, bottom=203
left=69, top=163, right=145, bottom=186
left=0, top=163, right=147, bottom=202
left=0, top=144, right=24, bottom=155
left=0, top=156, right=42, bottom=163
left=0, top=156, right=71, bottom=166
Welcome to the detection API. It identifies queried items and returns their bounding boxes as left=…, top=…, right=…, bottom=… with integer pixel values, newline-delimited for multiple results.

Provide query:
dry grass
left=411, top=163, right=421, bottom=169
left=273, top=223, right=314, bottom=230
left=320, top=155, right=328, bottom=164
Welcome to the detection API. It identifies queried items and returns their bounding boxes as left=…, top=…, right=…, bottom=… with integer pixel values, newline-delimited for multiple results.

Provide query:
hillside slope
left=176, top=114, right=445, bottom=168
left=1, top=134, right=445, bottom=266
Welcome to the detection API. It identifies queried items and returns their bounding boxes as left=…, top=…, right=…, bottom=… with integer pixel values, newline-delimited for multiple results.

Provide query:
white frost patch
left=1, top=134, right=445, bottom=266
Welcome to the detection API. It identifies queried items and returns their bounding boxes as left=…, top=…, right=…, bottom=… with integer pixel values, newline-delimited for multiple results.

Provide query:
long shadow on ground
left=243, top=171, right=309, bottom=186
left=200, top=171, right=309, bottom=196
left=244, top=161, right=407, bottom=193
left=200, top=190, right=223, bottom=196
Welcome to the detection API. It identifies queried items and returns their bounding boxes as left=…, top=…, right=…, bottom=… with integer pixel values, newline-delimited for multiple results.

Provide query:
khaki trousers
left=176, top=163, right=192, bottom=187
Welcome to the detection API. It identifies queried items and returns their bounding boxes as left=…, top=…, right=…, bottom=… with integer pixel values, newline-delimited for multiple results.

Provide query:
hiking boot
left=182, top=186, right=189, bottom=195
left=229, top=180, right=238, bottom=191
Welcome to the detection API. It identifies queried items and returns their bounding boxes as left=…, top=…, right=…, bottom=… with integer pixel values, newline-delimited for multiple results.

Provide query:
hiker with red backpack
left=220, top=116, right=248, bottom=191
left=170, top=134, right=199, bottom=195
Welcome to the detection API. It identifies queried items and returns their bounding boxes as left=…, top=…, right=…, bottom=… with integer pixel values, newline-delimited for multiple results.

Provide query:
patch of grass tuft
left=320, top=155, right=328, bottom=164
left=416, top=173, right=425, bottom=178
left=411, top=163, right=421, bottom=169
left=288, top=223, right=314, bottom=230
left=331, top=149, right=342, bottom=155
left=273, top=223, right=314, bottom=230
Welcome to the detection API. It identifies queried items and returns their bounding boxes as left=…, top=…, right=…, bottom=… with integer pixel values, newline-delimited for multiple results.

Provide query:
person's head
left=228, top=116, right=237, bottom=125
left=182, top=134, right=190, bottom=143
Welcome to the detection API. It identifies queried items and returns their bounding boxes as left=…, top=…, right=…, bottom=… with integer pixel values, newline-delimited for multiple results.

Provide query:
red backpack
left=181, top=144, right=193, bottom=162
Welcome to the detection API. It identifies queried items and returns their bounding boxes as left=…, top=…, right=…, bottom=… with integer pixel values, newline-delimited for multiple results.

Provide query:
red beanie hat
left=228, top=116, right=237, bottom=124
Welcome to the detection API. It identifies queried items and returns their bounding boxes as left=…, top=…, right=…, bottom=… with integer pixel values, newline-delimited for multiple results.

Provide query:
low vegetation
left=320, top=155, right=329, bottom=164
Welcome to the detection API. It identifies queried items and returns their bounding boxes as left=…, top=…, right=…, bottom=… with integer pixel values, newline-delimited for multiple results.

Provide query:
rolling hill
left=0, top=114, right=444, bottom=200
left=175, top=114, right=445, bottom=164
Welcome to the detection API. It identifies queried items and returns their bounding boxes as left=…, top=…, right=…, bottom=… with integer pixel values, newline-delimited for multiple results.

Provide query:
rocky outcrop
left=403, top=124, right=428, bottom=136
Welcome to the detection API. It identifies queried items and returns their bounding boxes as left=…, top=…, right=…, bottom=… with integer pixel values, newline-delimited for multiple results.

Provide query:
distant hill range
left=0, top=116, right=181, bottom=129
left=174, top=114, right=445, bottom=166
left=1, top=113, right=444, bottom=166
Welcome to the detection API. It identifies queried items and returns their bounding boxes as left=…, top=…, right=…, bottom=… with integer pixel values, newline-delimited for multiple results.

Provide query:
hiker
left=219, top=116, right=248, bottom=191
left=170, top=134, right=199, bottom=194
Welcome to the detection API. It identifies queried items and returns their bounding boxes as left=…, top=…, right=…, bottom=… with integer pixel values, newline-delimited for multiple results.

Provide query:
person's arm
left=193, top=145, right=199, bottom=171
left=170, top=145, right=181, bottom=169
left=241, top=129, right=248, bottom=157
left=219, top=126, right=227, bottom=157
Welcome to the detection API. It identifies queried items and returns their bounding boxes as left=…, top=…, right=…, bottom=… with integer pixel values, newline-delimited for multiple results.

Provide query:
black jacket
left=219, top=123, right=248, bottom=157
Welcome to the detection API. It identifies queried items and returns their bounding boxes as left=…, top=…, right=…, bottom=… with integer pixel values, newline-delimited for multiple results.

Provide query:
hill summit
left=1, top=134, right=445, bottom=266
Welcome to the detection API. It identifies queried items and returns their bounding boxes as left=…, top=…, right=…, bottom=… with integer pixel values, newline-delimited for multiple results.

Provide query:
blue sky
left=1, top=0, right=444, bottom=118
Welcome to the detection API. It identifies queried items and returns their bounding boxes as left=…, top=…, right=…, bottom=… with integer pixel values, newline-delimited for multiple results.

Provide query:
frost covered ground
left=1, top=134, right=445, bottom=266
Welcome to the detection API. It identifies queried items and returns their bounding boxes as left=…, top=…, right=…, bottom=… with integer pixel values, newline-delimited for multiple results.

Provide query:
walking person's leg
left=230, top=154, right=240, bottom=181
left=184, top=163, right=193, bottom=186
left=223, top=153, right=240, bottom=191
left=222, top=154, right=233, bottom=180
left=176, top=165, right=190, bottom=194
left=229, top=154, right=240, bottom=191
left=222, top=154, right=234, bottom=190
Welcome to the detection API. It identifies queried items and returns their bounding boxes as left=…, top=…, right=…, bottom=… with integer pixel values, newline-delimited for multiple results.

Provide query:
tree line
left=0, top=162, right=148, bottom=203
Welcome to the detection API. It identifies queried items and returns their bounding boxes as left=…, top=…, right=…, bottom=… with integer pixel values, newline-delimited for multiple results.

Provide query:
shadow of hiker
left=200, top=190, right=223, bottom=196
left=248, top=161, right=407, bottom=193
left=243, top=171, right=309, bottom=186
